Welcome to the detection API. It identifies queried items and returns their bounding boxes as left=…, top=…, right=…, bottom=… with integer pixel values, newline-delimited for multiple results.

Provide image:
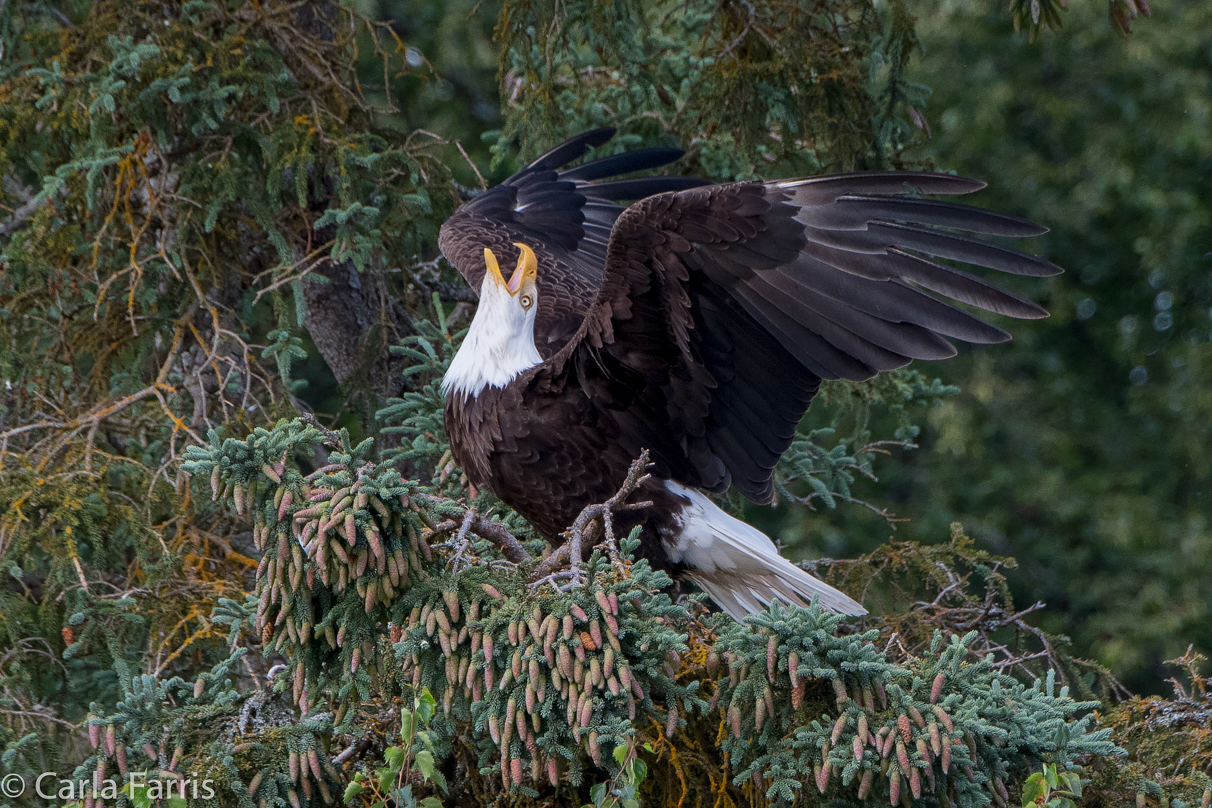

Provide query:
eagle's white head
left=442, top=243, right=542, bottom=399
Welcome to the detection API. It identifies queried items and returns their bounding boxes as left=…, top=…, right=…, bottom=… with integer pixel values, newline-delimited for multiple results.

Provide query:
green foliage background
left=0, top=0, right=1209, bottom=806
left=758, top=0, right=1212, bottom=693
left=882, top=0, right=1212, bottom=690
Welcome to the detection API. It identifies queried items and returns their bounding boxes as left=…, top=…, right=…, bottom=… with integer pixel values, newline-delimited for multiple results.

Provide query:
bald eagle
left=438, top=129, right=1057, bottom=619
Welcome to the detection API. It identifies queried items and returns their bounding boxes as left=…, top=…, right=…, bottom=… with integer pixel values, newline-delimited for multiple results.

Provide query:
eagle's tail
left=662, top=482, right=866, bottom=621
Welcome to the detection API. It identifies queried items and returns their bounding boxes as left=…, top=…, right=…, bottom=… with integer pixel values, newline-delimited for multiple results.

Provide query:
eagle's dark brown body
left=444, top=374, right=689, bottom=574
left=438, top=130, right=1059, bottom=618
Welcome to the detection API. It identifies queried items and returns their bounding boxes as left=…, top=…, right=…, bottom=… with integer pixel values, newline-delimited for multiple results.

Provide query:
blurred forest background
left=782, top=0, right=1212, bottom=692
left=1, top=0, right=1210, bottom=801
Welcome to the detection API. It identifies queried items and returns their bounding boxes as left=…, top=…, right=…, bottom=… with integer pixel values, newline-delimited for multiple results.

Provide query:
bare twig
left=415, top=495, right=532, bottom=565
left=332, top=738, right=373, bottom=766
left=718, top=0, right=756, bottom=58
left=434, top=510, right=485, bottom=574
left=529, top=451, right=653, bottom=587
left=528, top=543, right=571, bottom=582
left=453, top=139, right=488, bottom=190
left=299, top=412, right=346, bottom=449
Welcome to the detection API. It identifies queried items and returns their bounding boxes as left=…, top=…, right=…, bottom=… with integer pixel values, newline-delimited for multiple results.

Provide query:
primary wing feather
left=560, top=174, right=1058, bottom=503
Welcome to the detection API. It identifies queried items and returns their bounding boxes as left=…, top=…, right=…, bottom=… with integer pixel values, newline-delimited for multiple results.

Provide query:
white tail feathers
left=663, top=482, right=866, bottom=620
left=684, top=565, right=867, bottom=621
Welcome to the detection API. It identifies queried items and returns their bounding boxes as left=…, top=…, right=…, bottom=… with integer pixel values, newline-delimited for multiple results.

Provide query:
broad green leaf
left=417, top=688, right=437, bottom=724
left=384, top=745, right=406, bottom=770
left=416, top=750, right=436, bottom=780
left=123, top=782, right=153, bottom=808
left=343, top=781, right=365, bottom=803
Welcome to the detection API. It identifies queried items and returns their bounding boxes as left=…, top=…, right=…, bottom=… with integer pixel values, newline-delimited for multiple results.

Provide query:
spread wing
left=438, top=128, right=707, bottom=355
left=559, top=174, right=1060, bottom=503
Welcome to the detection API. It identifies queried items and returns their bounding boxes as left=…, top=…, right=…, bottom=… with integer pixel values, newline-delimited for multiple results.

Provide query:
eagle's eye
left=520, top=294, right=534, bottom=310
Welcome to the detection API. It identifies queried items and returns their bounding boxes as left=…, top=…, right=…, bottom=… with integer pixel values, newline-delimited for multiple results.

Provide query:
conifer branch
left=415, top=494, right=532, bottom=564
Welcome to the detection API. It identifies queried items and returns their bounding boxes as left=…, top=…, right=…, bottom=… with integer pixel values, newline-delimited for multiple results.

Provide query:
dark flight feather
left=526, top=127, right=617, bottom=171
left=558, top=147, right=686, bottom=181
left=810, top=195, right=1047, bottom=236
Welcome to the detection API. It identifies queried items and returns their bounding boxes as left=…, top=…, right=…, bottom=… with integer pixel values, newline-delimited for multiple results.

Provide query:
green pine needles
left=714, top=608, right=1114, bottom=806
left=162, top=412, right=1113, bottom=807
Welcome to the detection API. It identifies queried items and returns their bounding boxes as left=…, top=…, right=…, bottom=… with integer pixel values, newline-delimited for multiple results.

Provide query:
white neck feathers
left=441, top=274, right=542, bottom=399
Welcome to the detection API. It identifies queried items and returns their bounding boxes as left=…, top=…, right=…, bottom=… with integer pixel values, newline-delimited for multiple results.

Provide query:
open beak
left=484, top=243, right=537, bottom=296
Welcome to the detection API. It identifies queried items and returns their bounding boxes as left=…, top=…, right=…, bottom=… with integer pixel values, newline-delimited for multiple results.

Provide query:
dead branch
left=529, top=450, right=653, bottom=585
left=415, top=495, right=532, bottom=565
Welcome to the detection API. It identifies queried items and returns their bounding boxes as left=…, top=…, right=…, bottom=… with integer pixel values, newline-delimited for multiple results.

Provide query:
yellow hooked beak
left=484, top=243, right=537, bottom=296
